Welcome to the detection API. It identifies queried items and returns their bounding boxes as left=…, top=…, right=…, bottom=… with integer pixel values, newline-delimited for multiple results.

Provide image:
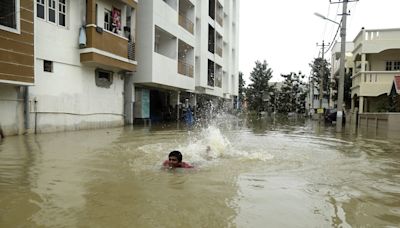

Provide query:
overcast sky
left=239, top=0, right=400, bottom=83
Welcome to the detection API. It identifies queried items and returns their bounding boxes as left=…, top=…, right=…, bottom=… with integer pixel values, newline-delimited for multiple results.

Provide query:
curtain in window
left=0, top=0, right=16, bottom=29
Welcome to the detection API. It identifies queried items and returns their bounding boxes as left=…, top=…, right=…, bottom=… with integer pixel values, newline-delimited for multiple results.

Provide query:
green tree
left=309, top=57, right=331, bottom=101
left=238, top=71, right=246, bottom=109
left=245, top=60, right=274, bottom=113
left=277, top=72, right=306, bottom=114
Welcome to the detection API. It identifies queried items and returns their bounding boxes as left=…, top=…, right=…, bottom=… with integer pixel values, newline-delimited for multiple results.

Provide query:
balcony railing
left=216, top=14, right=223, bottom=27
left=178, top=60, right=194, bottom=77
left=216, top=46, right=222, bottom=57
left=179, top=13, right=194, bottom=34
left=128, top=41, right=135, bottom=60
left=351, top=71, right=397, bottom=96
left=215, top=72, right=222, bottom=88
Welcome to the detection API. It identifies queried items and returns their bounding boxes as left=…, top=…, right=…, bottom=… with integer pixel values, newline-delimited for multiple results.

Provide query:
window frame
left=0, top=0, right=20, bottom=34
left=36, top=0, right=68, bottom=28
left=104, top=9, right=112, bottom=31
left=37, top=0, right=45, bottom=19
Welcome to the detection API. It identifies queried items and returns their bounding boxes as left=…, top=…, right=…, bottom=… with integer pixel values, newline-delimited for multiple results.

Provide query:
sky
left=239, top=0, right=400, bottom=84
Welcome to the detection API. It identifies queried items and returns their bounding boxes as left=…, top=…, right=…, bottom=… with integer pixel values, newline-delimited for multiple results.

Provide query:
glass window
left=37, top=0, right=45, bottom=19
left=394, top=61, right=400, bottom=70
left=58, top=0, right=66, bottom=26
left=0, top=0, right=17, bottom=29
left=386, top=61, right=393, bottom=71
left=48, top=0, right=56, bottom=23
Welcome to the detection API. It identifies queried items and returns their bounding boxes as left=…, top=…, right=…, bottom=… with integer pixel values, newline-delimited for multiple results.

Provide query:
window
left=386, top=61, right=392, bottom=71
left=104, top=9, right=111, bottom=31
left=48, top=0, right=56, bottom=23
left=58, top=0, right=66, bottom=26
left=385, top=61, right=400, bottom=71
left=43, top=60, right=53, bottom=72
left=394, top=61, right=400, bottom=70
left=95, top=69, right=113, bottom=88
left=37, top=0, right=45, bottom=19
left=0, top=0, right=19, bottom=32
left=36, top=0, right=68, bottom=27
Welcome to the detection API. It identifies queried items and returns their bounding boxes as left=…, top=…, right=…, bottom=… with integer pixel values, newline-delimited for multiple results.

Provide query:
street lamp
left=314, top=13, right=340, bottom=26
left=314, top=9, right=346, bottom=132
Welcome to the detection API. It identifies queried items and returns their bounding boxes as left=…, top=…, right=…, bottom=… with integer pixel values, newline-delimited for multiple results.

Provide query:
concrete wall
left=358, top=113, right=400, bottom=139
left=0, top=85, right=24, bottom=135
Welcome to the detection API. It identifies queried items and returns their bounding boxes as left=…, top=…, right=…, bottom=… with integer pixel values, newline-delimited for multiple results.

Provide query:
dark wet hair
left=169, top=150, right=182, bottom=162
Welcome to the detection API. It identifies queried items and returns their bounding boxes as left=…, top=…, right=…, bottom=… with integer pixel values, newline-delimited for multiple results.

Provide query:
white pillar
left=359, top=96, right=364, bottom=113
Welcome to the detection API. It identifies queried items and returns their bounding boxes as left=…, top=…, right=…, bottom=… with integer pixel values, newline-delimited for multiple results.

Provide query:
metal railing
left=128, top=41, right=135, bottom=60
left=178, top=60, right=193, bottom=77
left=179, top=13, right=194, bottom=34
left=216, top=14, right=223, bottom=27
left=216, top=46, right=222, bottom=57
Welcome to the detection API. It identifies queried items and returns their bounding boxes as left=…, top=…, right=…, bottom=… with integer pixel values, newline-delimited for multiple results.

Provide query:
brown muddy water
left=0, top=116, right=399, bottom=227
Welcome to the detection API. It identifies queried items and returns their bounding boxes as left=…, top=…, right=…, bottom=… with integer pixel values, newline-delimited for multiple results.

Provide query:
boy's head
left=168, top=151, right=182, bottom=167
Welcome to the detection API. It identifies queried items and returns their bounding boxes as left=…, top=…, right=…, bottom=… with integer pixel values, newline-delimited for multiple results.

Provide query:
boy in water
left=163, top=151, right=193, bottom=169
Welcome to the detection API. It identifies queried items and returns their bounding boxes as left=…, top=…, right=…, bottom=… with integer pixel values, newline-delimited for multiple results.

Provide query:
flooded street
left=1, top=116, right=400, bottom=227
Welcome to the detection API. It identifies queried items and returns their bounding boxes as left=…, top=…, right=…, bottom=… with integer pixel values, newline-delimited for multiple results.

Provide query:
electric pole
left=330, top=0, right=358, bottom=132
left=317, top=41, right=327, bottom=123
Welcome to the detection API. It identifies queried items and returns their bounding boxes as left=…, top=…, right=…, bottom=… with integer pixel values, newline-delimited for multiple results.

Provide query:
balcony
left=178, top=0, right=194, bottom=34
left=351, top=71, right=398, bottom=96
left=179, top=13, right=194, bottom=34
left=80, top=26, right=136, bottom=72
left=80, top=0, right=137, bottom=72
left=178, top=60, right=194, bottom=77
left=216, top=46, right=222, bottom=57
left=216, top=14, right=223, bottom=27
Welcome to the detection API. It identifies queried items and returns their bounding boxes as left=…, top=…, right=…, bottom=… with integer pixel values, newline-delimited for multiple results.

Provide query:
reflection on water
left=0, top=116, right=400, bottom=227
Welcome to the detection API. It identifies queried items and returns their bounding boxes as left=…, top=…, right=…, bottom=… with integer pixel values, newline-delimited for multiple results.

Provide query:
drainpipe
left=23, top=86, right=29, bottom=133
left=34, top=97, right=38, bottom=134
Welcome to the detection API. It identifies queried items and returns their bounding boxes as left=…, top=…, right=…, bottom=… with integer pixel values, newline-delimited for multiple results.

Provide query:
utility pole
left=317, top=41, right=327, bottom=122
left=330, top=0, right=358, bottom=132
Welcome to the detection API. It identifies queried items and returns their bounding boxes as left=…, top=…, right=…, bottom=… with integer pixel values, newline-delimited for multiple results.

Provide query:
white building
left=29, top=0, right=138, bottom=133
left=133, top=0, right=239, bottom=122
left=330, top=41, right=354, bottom=109
left=351, top=28, right=400, bottom=113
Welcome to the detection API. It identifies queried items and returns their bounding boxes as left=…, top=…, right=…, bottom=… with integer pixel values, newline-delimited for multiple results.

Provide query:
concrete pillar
left=124, top=73, right=133, bottom=124
left=176, top=91, right=180, bottom=121
left=361, top=54, right=367, bottom=71
left=359, top=96, right=364, bottom=113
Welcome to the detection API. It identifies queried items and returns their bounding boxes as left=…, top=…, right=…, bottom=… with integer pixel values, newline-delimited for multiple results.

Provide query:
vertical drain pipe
left=34, top=97, right=38, bottom=134
left=23, top=86, right=29, bottom=133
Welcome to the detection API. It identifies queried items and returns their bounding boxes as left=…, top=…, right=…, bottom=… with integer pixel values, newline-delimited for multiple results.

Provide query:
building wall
left=0, top=85, right=25, bottom=135
left=0, top=0, right=34, bottom=136
left=30, top=0, right=124, bottom=133
left=368, top=50, right=400, bottom=71
left=134, top=0, right=196, bottom=90
left=0, top=0, right=34, bottom=84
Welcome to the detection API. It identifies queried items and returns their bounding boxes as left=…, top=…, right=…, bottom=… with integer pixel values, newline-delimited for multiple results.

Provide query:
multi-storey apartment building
left=133, top=0, right=239, bottom=122
left=28, top=0, right=138, bottom=133
left=350, top=28, right=400, bottom=113
left=0, top=0, right=34, bottom=135
left=1, top=0, right=138, bottom=135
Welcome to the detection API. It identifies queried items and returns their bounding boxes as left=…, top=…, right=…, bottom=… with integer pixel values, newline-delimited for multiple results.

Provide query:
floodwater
left=0, top=115, right=400, bottom=228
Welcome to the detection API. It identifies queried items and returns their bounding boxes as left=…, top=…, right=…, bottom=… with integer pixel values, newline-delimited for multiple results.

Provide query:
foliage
left=309, top=57, right=331, bottom=100
left=238, top=71, right=246, bottom=109
left=276, top=72, right=307, bottom=114
left=245, top=60, right=275, bottom=113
